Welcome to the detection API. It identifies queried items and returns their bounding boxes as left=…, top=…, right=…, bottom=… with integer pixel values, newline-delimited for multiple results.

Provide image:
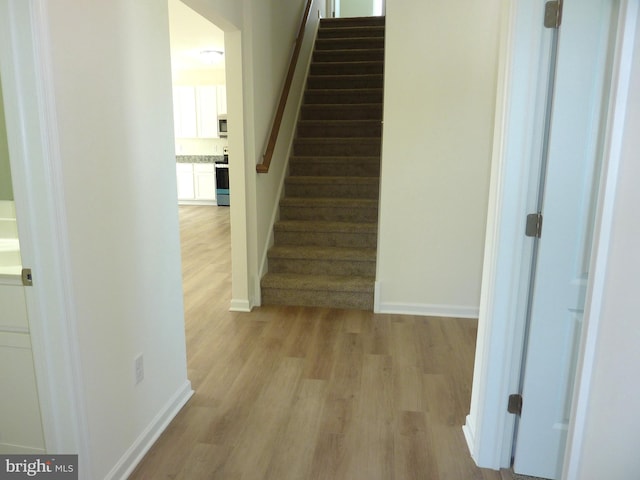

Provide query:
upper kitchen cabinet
left=195, top=86, right=218, bottom=138
left=172, top=85, right=220, bottom=138
left=172, top=86, right=197, bottom=138
left=216, top=85, right=227, bottom=115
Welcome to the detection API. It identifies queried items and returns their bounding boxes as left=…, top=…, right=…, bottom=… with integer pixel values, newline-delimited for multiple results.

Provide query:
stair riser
left=274, top=230, right=378, bottom=248
left=293, top=141, right=381, bottom=156
left=313, top=49, right=384, bottom=63
left=300, top=105, right=382, bottom=121
left=268, top=257, right=376, bottom=276
left=261, top=287, right=374, bottom=310
left=289, top=161, right=380, bottom=177
left=280, top=205, right=378, bottom=222
left=297, top=123, right=381, bottom=138
left=316, top=38, right=384, bottom=51
left=317, top=27, right=385, bottom=39
left=320, top=17, right=385, bottom=28
left=305, top=90, right=383, bottom=105
left=310, top=62, right=383, bottom=76
left=285, top=182, right=379, bottom=199
left=307, top=75, right=383, bottom=90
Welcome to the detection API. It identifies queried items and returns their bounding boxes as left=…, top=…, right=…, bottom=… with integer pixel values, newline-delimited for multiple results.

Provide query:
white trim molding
left=0, top=0, right=92, bottom=470
left=105, top=381, right=193, bottom=480
left=229, top=298, right=252, bottom=312
left=562, top=2, right=639, bottom=479
left=464, top=0, right=559, bottom=469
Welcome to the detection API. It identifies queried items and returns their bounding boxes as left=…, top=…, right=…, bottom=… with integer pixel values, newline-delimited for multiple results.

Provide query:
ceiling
left=168, top=0, right=225, bottom=72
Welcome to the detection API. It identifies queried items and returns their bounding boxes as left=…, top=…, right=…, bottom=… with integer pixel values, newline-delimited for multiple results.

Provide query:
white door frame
left=464, top=1, right=639, bottom=477
left=0, top=0, right=91, bottom=471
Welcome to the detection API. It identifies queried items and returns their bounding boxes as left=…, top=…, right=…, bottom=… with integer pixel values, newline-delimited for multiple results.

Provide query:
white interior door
left=513, top=1, right=616, bottom=478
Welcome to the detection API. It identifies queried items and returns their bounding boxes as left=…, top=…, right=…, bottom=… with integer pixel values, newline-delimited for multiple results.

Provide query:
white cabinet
left=195, top=86, right=218, bottom=138
left=176, top=163, right=195, bottom=200
left=216, top=85, right=227, bottom=115
left=172, top=85, right=221, bottom=139
left=172, top=86, right=197, bottom=138
left=194, top=164, right=216, bottom=200
left=176, top=163, right=216, bottom=203
left=0, top=284, right=45, bottom=454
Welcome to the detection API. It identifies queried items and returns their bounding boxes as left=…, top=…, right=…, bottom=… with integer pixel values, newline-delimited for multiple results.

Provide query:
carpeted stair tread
left=300, top=103, right=383, bottom=120
left=307, top=73, right=384, bottom=89
left=320, top=16, right=385, bottom=28
left=315, top=38, right=385, bottom=51
left=317, top=26, right=385, bottom=39
left=261, top=272, right=374, bottom=293
left=273, top=220, right=377, bottom=248
left=280, top=197, right=378, bottom=208
left=268, top=245, right=376, bottom=261
left=313, top=49, right=384, bottom=63
left=310, top=61, right=384, bottom=75
left=274, top=220, right=377, bottom=234
left=285, top=175, right=379, bottom=185
left=285, top=175, right=379, bottom=198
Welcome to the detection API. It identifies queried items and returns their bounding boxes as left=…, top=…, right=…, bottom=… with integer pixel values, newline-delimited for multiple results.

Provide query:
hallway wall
left=376, top=0, right=502, bottom=316
left=42, top=1, right=190, bottom=477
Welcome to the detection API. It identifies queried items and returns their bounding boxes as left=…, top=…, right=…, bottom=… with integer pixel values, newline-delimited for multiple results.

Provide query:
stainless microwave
left=218, top=115, right=228, bottom=137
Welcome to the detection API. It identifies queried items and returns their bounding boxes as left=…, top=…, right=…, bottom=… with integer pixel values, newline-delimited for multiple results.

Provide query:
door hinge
left=525, top=213, right=543, bottom=238
left=544, top=0, right=563, bottom=28
left=21, top=268, right=33, bottom=287
left=508, top=393, right=523, bottom=416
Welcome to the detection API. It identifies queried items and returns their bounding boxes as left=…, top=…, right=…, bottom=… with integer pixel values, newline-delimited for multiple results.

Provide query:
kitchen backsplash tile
left=176, top=155, right=223, bottom=164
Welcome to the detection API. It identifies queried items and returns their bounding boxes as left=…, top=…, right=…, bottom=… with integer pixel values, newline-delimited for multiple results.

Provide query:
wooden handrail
left=256, top=0, right=314, bottom=174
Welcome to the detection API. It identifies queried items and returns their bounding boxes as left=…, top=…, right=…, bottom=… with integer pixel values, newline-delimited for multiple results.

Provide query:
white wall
left=340, top=0, right=373, bottom=17
left=376, top=0, right=502, bottom=317
left=570, top=13, right=640, bottom=478
left=42, top=1, right=191, bottom=477
left=0, top=78, right=12, bottom=200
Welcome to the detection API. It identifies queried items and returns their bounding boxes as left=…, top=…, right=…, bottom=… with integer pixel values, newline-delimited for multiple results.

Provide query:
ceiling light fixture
left=199, top=49, right=224, bottom=64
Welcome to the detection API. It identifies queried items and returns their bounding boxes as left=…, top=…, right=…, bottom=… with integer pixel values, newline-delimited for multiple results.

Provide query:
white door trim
left=0, top=0, right=91, bottom=471
left=465, top=0, right=639, bottom=474
left=562, top=2, right=638, bottom=479
left=464, top=0, right=556, bottom=467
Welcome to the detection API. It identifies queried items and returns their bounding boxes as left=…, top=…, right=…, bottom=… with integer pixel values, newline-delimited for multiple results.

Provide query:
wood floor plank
left=128, top=205, right=503, bottom=480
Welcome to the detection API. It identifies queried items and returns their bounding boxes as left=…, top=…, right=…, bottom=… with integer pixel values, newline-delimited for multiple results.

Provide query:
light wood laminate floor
left=129, top=205, right=503, bottom=480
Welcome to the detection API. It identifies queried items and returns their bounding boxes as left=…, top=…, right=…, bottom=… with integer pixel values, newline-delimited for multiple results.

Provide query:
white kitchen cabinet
left=172, top=85, right=221, bottom=139
left=194, top=163, right=216, bottom=200
left=172, top=86, right=197, bottom=138
left=0, top=283, right=46, bottom=454
left=176, top=163, right=195, bottom=200
left=216, top=85, right=227, bottom=115
left=176, top=163, right=216, bottom=203
left=195, top=86, right=218, bottom=138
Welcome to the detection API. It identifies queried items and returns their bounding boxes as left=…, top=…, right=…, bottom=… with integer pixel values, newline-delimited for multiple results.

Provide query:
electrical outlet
left=134, top=354, right=144, bottom=385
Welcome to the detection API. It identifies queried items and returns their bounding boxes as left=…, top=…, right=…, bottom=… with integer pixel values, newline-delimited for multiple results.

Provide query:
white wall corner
left=106, top=381, right=193, bottom=480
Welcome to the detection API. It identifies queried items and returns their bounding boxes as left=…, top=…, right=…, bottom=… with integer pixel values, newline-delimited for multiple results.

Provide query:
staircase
left=260, top=16, right=384, bottom=310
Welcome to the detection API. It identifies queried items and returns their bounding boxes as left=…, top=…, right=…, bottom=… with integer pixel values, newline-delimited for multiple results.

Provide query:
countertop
left=176, top=155, right=224, bottom=164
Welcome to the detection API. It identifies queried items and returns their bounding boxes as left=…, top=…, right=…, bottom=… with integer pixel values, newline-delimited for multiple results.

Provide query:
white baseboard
left=374, top=301, right=479, bottom=319
left=463, top=415, right=477, bottom=461
left=229, top=298, right=252, bottom=312
left=177, top=200, right=217, bottom=206
left=107, top=380, right=193, bottom=480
